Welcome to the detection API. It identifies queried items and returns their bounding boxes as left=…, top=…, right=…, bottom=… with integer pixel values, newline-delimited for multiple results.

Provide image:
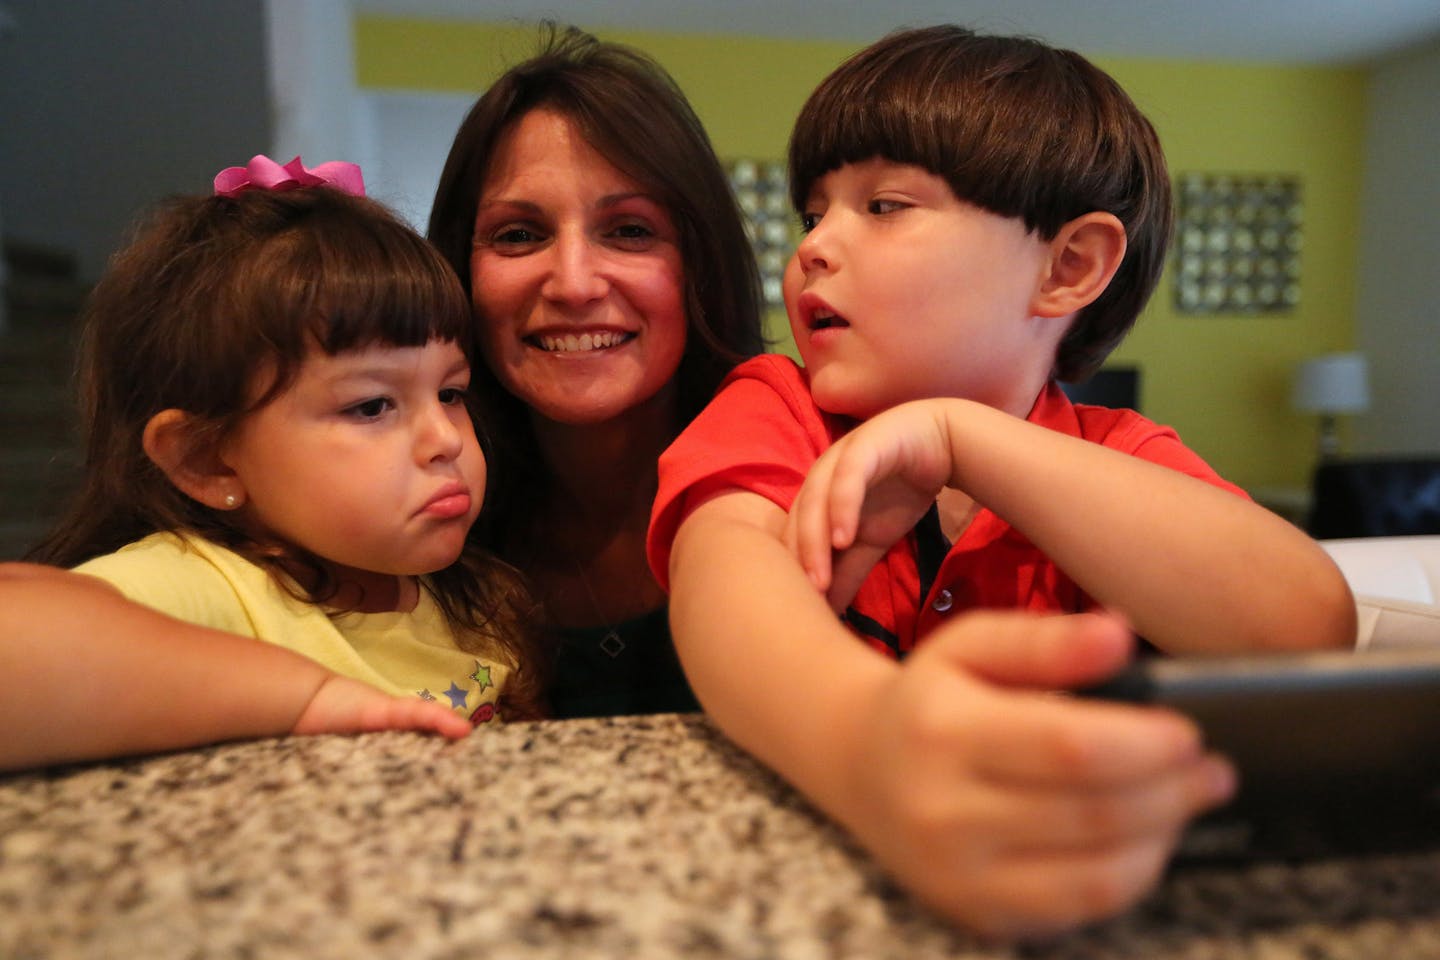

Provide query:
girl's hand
left=784, top=401, right=954, bottom=610
left=292, top=675, right=474, bottom=740
left=833, top=610, right=1235, bottom=940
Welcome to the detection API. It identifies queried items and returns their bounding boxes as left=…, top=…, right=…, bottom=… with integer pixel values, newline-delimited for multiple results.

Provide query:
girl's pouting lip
left=419, top=482, right=472, bottom=520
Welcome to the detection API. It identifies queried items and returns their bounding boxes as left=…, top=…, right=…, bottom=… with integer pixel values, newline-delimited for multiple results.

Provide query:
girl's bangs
left=306, top=217, right=471, bottom=355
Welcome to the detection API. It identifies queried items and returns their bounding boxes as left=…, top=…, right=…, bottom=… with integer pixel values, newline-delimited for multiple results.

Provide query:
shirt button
left=932, top=589, right=954, bottom=613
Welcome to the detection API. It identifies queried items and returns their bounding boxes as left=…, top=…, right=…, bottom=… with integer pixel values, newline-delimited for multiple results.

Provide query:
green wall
left=356, top=17, right=1369, bottom=493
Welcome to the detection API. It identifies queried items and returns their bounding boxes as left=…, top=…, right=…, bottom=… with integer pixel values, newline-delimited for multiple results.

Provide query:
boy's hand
left=832, top=611, right=1235, bottom=940
left=292, top=675, right=474, bottom=740
left=785, top=401, right=953, bottom=610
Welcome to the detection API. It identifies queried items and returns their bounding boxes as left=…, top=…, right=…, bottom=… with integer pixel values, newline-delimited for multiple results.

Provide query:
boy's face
left=221, top=338, right=486, bottom=591
left=783, top=159, right=1056, bottom=420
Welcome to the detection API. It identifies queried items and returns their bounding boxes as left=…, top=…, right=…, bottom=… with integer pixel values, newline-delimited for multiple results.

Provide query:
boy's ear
left=142, top=409, right=247, bottom=512
left=1031, top=212, right=1127, bottom=319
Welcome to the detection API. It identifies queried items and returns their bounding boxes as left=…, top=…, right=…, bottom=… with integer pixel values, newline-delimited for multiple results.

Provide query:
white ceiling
left=358, top=0, right=1440, bottom=65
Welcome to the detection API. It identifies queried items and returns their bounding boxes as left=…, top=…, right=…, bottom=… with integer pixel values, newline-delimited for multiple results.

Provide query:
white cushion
left=1320, top=537, right=1440, bottom=649
left=1320, top=536, right=1440, bottom=605
left=1353, top=594, right=1440, bottom=650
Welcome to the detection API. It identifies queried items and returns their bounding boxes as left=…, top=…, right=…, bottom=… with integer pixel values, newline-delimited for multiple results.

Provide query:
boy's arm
left=669, top=491, right=1233, bottom=938
left=0, top=563, right=469, bottom=771
left=787, top=399, right=1355, bottom=655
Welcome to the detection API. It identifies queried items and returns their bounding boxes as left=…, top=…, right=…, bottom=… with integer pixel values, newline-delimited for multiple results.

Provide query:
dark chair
left=1060, top=365, right=1140, bottom=412
left=1308, top=457, right=1440, bottom=539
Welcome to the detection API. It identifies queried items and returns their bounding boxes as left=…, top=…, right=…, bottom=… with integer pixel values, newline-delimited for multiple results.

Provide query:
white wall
left=1352, top=36, right=1440, bottom=455
left=0, top=0, right=272, bottom=282
left=263, top=0, right=477, bottom=232
left=357, top=91, right=476, bottom=231
left=266, top=0, right=362, bottom=175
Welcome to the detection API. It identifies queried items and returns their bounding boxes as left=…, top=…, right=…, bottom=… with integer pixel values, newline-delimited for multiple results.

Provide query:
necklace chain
left=572, top=561, right=627, bottom=659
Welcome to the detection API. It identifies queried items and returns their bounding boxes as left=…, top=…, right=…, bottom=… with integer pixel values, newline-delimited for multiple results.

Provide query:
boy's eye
left=868, top=199, right=907, bottom=215
left=346, top=397, right=394, bottom=420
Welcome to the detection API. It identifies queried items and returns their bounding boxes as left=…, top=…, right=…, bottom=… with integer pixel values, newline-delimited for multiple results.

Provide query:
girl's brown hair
left=30, top=186, right=543, bottom=717
left=789, top=24, right=1173, bottom=381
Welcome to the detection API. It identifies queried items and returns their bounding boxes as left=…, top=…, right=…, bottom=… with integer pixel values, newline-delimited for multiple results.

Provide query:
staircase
left=0, top=244, right=87, bottom=561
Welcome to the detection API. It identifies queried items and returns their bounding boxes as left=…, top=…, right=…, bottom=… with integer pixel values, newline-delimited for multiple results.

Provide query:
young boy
left=647, top=26, right=1354, bottom=939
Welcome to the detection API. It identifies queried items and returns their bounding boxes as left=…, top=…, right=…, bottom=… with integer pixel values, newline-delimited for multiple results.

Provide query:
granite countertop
left=3, top=713, right=1440, bottom=959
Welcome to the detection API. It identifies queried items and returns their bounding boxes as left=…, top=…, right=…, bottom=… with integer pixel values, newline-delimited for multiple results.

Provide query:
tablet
left=1079, top=647, right=1440, bottom=862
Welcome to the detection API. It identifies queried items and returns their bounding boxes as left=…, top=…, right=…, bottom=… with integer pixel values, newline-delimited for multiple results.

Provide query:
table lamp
left=1292, top=352, right=1369, bottom=459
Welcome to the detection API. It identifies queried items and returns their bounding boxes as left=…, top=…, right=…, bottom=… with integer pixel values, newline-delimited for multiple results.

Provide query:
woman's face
left=470, top=108, right=687, bottom=426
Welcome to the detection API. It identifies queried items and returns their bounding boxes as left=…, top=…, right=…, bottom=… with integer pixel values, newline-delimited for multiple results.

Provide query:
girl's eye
left=869, top=198, right=907, bottom=215
left=346, top=397, right=393, bottom=420
left=799, top=212, right=821, bottom=233
left=438, top=387, right=468, bottom=406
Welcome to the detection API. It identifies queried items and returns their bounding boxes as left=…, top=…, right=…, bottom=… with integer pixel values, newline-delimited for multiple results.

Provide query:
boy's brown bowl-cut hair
left=788, top=24, right=1173, bottom=382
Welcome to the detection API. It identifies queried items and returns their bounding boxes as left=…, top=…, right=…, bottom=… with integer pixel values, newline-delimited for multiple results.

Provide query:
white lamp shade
left=1292, top=353, right=1370, bottom=414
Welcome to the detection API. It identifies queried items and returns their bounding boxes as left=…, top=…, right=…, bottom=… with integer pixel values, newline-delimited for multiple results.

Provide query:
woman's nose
left=541, top=232, right=608, bottom=306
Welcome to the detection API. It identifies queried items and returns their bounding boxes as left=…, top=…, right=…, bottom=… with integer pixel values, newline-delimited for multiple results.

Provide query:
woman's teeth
left=535, top=330, right=630, bottom=353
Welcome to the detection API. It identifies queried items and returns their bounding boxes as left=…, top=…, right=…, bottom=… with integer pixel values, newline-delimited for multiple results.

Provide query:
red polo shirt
left=647, top=355, right=1248, bottom=659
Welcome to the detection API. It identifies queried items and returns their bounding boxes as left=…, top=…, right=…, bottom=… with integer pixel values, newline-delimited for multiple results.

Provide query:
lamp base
left=1317, top=414, right=1342, bottom=460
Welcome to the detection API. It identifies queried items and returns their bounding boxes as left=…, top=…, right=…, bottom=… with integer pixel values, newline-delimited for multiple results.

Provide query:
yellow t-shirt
left=74, top=532, right=510, bottom=724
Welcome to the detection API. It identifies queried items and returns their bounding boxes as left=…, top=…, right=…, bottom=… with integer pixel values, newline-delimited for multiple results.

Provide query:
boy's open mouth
left=810, top=309, right=849, bottom=331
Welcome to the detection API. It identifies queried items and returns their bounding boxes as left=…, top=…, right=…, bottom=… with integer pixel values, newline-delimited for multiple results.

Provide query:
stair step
left=2, top=446, right=83, bottom=494
left=0, top=519, right=50, bottom=561
left=0, top=240, right=84, bottom=557
left=0, top=415, right=79, bottom=448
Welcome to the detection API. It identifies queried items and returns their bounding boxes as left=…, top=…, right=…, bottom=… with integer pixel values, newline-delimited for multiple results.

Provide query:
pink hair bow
left=213, top=155, right=365, bottom=198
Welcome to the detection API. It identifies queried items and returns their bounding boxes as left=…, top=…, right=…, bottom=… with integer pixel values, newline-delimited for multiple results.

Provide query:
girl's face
left=469, top=108, right=688, bottom=427
left=221, top=338, right=486, bottom=596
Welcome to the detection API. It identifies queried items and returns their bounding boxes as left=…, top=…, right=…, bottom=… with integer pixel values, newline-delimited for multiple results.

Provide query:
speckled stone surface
left=3, top=713, right=1440, bottom=959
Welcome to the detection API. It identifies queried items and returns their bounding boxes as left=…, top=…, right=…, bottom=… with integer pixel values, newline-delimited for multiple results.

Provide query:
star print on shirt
left=417, top=689, right=437, bottom=702
left=470, top=661, right=493, bottom=692
left=443, top=682, right=468, bottom=709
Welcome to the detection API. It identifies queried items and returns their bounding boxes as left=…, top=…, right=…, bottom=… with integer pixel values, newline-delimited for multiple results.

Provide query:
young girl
left=11, top=156, right=541, bottom=768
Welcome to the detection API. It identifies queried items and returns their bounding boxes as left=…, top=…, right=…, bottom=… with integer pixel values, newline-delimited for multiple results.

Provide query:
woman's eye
left=606, top=221, right=657, bottom=249
left=483, top=225, right=547, bottom=251
left=346, top=397, right=393, bottom=420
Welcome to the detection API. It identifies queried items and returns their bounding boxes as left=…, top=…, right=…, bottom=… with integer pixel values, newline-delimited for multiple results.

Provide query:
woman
left=428, top=26, right=766, bottom=717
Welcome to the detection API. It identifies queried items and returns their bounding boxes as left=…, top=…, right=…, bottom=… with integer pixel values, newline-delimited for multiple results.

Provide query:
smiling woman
left=428, top=25, right=765, bottom=717
left=469, top=107, right=688, bottom=430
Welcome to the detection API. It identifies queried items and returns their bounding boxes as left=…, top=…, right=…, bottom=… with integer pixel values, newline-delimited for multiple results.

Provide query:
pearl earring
left=223, top=494, right=238, bottom=508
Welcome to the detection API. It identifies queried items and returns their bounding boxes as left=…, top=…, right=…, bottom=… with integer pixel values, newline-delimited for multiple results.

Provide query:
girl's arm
left=668, top=492, right=1232, bottom=939
left=0, top=563, right=470, bottom=772
left=786, top=398, right=1355, bottom=655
